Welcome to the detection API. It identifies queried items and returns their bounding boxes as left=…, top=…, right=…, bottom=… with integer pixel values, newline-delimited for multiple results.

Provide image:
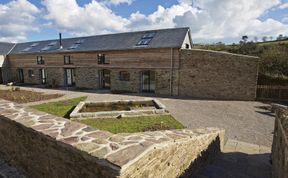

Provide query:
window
left=68, top=44, right=80, bottom=49
left=30, top=43, right=39, bottom=47
left=48, top=41, right=57, bottom=46
left=185, top=43, right=190, bottom=49
left=136, top=31, right=156, bottom=46
left=64, top=56, right=72, bottom=64
left=137, top=39, right=152, bottom=46
left=21, top=47, right=32, bottom=52
left=97, top=54, right=109, bottom=64
left=41, top=46, right=51, bottom=51
left=119, top=71, right=130, bottom=81
left=37, top=56, right=44, bottom=65
left=28, top=70, right=34, bottom=78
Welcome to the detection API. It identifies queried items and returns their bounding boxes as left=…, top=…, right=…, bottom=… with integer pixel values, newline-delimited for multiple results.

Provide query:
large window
left=64, top=55, right=72, bottom=64
left=37, top=56, right=44, bottom=65
left=97, top=54, right=109, bottom=64
left=119, top=71, right=130, bottom=81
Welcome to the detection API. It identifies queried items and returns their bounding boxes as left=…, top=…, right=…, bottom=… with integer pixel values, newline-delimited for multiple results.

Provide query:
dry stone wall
left=0, top=99, right=224, bottom=178
left=272, top=107, right=288, bottom=178
left=179, top=49, right=259, bottom=100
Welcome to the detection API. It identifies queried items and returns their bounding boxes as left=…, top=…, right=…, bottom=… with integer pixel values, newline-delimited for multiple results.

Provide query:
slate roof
left=9, top=27, right=190, bottom=54
left=0, top=42, right=15, bottom=55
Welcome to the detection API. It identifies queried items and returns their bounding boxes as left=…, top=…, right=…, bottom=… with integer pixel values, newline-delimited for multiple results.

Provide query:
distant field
left=256, top=40, right=288, bottom=46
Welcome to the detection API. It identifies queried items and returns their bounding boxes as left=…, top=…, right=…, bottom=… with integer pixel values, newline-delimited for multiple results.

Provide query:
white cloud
left=42, top=0, right=128, bottom=36
left=0, top=0, right=39, bottom=42
left=3, top=0, right=288, bottom=43
left=279, top=2, right=288, bottom=9
left=102, top=0, right=134, bottom=6
left=174, top=0, right=288, bottom=42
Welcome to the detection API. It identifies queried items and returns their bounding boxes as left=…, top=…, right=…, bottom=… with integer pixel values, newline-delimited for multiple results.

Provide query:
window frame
left=97, top=54, right=109, bottom=64
left=64, top=55, right=72, bottom=65
left=119, top=71, right=130, bottom=81
left=36, top=56, right=44, bottom=65
left=28, top=69, right=34, bottom=78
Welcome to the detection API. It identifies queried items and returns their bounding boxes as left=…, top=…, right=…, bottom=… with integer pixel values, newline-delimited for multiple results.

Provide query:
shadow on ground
left=196, top=152, right=271, bottom=178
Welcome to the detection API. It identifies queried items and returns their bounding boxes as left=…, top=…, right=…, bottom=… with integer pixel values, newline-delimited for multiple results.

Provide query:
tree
left=242, top=35, right=248, bottom=42
left=262, top=36, right=267, bottom=42
left=277, top=34, right=284, bottom=41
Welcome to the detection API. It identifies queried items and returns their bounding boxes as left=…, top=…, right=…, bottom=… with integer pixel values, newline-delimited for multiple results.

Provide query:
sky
left=0, top=0, right=288, bottom=44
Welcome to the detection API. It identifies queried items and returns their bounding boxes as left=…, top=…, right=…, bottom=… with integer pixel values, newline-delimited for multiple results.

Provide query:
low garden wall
left=272, top=106, right=288, bottom=178
left=0, top=99, right=225, bottom=178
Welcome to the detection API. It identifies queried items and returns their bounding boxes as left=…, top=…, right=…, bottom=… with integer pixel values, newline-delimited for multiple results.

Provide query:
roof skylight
left=48, top=41, right=57, bottom=46
left=68, top=44, right=80, bottom=49
left=136, top=31, right=156, bottom=46
left=142, top=32, right=156, bottom=39
left=41, top=46, right=51, bottom=51
left=30, top=43, right=39, bottom=47
left=21, top=47, right=32, bottom=52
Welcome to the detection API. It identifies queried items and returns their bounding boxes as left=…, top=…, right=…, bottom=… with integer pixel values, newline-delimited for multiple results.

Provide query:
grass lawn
left=31, top=96, right=185, bottom=133
left=31, top=96, right=87, bottom=118
left=78, top=115, right=185, bottom=134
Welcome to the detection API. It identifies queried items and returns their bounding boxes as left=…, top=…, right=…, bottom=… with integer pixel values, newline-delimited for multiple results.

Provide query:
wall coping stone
left=182, top=49, right=260, bottom=59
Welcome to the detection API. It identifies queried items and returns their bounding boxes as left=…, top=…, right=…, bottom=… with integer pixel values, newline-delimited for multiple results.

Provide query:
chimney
left=59, top=33, right=63, bottom=49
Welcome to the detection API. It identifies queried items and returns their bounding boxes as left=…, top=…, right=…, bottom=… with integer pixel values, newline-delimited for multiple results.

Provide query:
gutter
left=170, top=48, right=174, bottom=96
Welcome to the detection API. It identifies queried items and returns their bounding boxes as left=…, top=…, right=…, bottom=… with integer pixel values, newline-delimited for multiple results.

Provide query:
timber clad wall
left=5, top=48, right=259, bottom=100
left=179, top=49, right=259, bottom=100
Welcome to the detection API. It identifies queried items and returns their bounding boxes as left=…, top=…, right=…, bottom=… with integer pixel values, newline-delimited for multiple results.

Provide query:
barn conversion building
left=0, top=27, right=259, bottom=100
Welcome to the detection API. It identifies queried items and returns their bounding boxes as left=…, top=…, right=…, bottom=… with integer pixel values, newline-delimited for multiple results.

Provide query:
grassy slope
left=79, top=115, right=185, bottom=134
left=31, top=96, right=87, bottom=118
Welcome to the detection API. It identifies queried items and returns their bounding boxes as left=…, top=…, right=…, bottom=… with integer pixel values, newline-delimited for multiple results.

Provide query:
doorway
left=64, top=68, right=75, bottom=86
left=17, top=68, right=24, bottom=83
left=141, top=71, right=155, bottom=93
left=39, top=68, right=46, bottom=84
left=99, top=69, right=111, bottom=89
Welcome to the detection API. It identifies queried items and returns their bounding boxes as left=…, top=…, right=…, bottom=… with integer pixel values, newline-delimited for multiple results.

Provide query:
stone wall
left=46, top=67, right=64, bottom=87
left=272, top=107, right=288, bottom=178
left=179, top=49, right=259, bottom=100
left=75, top=67, right=99, bottom=89
left=0, top=99, right=224, bottom=178
left=110, top=69, right=141, bottom=93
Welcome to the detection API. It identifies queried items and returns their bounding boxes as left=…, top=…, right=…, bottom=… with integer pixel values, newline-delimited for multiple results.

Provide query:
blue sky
left=1, top=0, right=288, bottom=44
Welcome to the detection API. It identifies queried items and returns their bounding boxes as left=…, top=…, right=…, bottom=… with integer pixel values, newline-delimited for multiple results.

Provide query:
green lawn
left=31, top=96, right=185, bottom=133
left=78, top=115, right=185, bottom=134
left=31, top=96, right=87, bottom=118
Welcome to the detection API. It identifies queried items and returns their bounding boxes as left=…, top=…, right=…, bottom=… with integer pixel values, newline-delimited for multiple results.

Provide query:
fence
left=257, top=85, right=288, bottom=101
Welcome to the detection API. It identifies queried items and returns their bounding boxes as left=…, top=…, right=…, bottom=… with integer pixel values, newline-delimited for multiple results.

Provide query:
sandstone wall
left=75, top=67, right=99, bottom=89
left=272, top=107, right=288, bottom=178
left=0, top=99, right=224, bottom=178
left=179, top=49, right=259, bottom=100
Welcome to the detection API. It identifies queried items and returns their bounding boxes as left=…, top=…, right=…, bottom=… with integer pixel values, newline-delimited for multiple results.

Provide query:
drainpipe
left=170, top=48, right=173, bottom=96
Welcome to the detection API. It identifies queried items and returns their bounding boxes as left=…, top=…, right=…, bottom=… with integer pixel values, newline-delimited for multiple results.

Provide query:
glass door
left=39, top=68, right=46, bottom=84
left=65, top=68, right=75, bottom=86
left=17, top=68, right=24, bottom=83
left=100, top=69, right=111, bottom=89
left=141, top=71, right=155, bottom=93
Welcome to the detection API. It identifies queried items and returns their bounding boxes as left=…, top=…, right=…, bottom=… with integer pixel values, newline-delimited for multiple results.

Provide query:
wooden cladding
left=7, top=48, right=180, bottom=69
